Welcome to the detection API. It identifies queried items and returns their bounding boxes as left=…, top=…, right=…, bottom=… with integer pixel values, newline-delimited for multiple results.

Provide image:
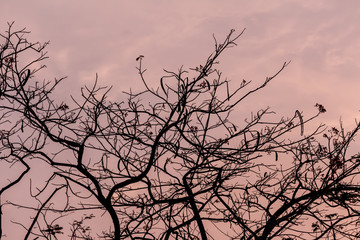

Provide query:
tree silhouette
left=1, top=22, right=360, bottom=240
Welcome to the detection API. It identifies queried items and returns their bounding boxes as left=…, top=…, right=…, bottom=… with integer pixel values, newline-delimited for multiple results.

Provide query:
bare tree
left=1, top=22, right=360, bottom=240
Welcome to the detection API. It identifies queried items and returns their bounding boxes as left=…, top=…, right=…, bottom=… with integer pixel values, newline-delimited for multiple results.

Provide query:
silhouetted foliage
left=1, top=22, right=360, bottom=240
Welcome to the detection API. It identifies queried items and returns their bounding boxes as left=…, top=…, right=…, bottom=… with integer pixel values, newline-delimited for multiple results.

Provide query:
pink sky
left=2, top=1, right=360, bottom=238
left=2, top=1, right=360, bottom=128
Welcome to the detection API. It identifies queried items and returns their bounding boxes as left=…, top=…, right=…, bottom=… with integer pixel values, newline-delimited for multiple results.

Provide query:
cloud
left=2, top=0, right=360, bottom=126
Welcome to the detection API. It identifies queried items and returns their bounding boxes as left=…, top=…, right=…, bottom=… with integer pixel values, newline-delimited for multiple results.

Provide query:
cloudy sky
left=2, top=0, right=360, bottom=129
left=2, top=1, right=360, bottom=238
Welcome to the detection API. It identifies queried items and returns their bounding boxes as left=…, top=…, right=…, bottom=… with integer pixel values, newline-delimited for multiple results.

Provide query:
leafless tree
left=1, top=22, right=360, bottom=240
